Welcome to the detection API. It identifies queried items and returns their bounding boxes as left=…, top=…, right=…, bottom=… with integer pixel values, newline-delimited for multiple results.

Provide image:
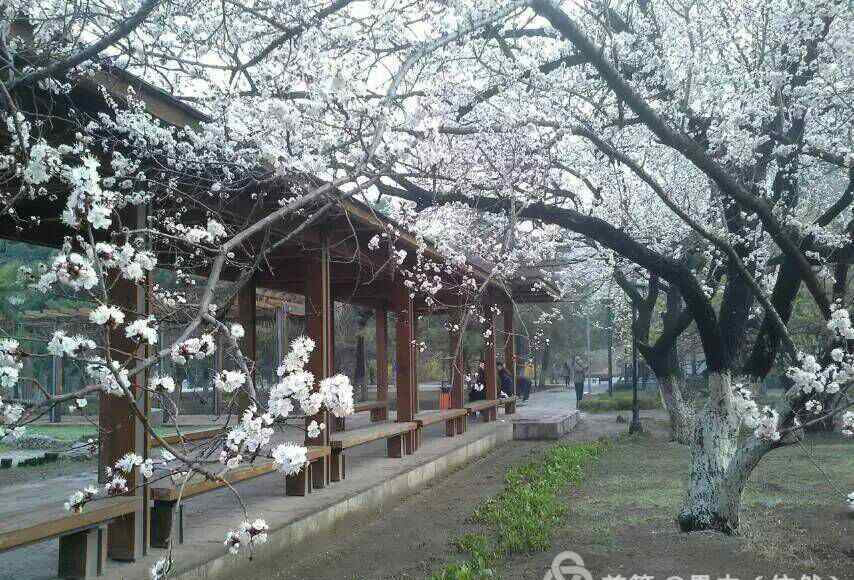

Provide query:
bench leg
left=311, top=457, right=329, bottom=489
left=58, top=525, right=105, bottom=579
left=456, top=416, right=466, bottom=434
left=387, top=433, right=403, bottom=458
left=150, top=500, right=177, bottom=549
left=333, top=417, right=346, bottom=432
left=404, top=430, right=416, bottom=455
left=369, top=408, right=384, bottom=422
left=445, top=419, right=455, bottom=437
left=330, top=450, right=345, bottom=482
left=285, top=463, right=312, bottom=496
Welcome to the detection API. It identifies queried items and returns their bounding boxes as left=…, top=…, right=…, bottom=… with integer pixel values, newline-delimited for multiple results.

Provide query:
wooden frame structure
left=0, top=67, right=558, bottom=573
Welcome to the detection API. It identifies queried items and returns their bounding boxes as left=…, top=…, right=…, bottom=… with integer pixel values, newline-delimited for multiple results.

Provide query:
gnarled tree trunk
left=678, top=372, right=765, bottom=533
left=658, top=374, right=695, bottom=445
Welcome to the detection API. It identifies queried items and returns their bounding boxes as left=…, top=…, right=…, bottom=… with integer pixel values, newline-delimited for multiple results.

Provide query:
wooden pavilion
left=0, top=66, right=557, bottom=576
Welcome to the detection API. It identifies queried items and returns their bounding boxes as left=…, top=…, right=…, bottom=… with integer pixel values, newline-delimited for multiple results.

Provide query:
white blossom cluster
left=221, top=406, right=274, bottom=468
left=842, top=412, right=854, bottom=437
left=171, top=334, right=216, bottom=364
left=0, top=339, right=23, bottom=393
left=47, top=331, right=97, bottom=358
left=64, top=453, right=153, bottom=513
left=786, top=306, right=854, bottom=432
left=224, top=518, right=269, bottom=555
left=732, top=385, right=782, bottom=442
left=0, top=395, right=25, bottom=440
left=214, top=370, right=247, bottom=394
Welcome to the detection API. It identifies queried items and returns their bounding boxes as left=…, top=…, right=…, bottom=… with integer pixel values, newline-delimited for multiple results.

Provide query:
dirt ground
left=268, top=413, right=630, bottom=580
left=269, top=412, right=852, bottom=580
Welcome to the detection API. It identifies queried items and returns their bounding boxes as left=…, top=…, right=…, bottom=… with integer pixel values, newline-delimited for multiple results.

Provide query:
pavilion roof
left=2, top=67, right=558, bottom=307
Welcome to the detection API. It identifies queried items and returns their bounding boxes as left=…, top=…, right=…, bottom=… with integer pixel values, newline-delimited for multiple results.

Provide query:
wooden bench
left=329, top=421, right=417, bottom=481
left=415, top=409, right=469, bottom=441
left=333, top=400, right=389, bottom=431
left=0, top=496, right=140, bottom=579
left=148, top=446, right=330, bottom=548
left=465, top=399, right=502, bottom=422
left=152, top=427, right=223, bottom=447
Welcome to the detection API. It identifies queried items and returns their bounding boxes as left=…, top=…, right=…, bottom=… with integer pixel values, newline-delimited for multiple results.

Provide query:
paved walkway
left=0, top=412, right=512, bottom=579
left=0, top=387, right=598, bottom=579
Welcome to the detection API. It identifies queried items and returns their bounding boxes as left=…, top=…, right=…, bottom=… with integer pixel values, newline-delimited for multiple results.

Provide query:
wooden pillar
left=99, top=277, right=147, bottom=561
left=503, top=304, right=515, bottom=396
left=51, top=354, right=63, bottom=423
left=275, top=304, right=289, bottom=366
left=484, top=306, right=497, bottom=421
left=375, top=307, right=389, bottom=420
left=213, top=336, right=224, bottom=415
left=449, top=309, right=466, bottom=435
left=412, top=314, right=419, bottom=413
left=392, top=282, right=416, bottom=452
left=305, top=238, right=331, bottom=485
left=237, top=281, right=257, bottom=413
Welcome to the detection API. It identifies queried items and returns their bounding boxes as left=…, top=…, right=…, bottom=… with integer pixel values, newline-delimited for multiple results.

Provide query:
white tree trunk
left=678, top=372, right=747, bottom=533
left=658, top=375, right=694, bottom=445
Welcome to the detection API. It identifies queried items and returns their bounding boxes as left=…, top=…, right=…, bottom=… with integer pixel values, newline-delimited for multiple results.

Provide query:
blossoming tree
left=0, top=5, right=851, bottom=578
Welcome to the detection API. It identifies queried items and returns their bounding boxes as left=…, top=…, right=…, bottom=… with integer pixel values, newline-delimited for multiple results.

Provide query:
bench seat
left=329, top=421, right=417, bottom=481
left=0, top=496, right=140, bottom=578
left=152, top=427, right=224, bottom=447
left=149, top=446, right=330, bottom=548
left=333, top=400, right=389, bottom=430
left=414, top=409, right=468, bottom=437
left=465, top=399, right=501, bottom=422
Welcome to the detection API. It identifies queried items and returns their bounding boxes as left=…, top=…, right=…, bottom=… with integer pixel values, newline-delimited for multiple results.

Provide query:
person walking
left=516, top=369, right=532, bottom=402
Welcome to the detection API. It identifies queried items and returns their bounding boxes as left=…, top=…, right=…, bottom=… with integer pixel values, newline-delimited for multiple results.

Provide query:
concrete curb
left=167, top=423, right=513, bottom=580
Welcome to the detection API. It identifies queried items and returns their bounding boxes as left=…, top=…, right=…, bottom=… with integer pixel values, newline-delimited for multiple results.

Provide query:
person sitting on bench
left=469, top=361, right=486, bottom=402
left=497, top=362, right=513, bottom=398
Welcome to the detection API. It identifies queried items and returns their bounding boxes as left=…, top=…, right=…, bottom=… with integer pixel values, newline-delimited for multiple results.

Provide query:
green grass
left=9, top=425, right=205, bottom=444
left=563, top=430, right=853, bottom=573
left=431, top=440, right=609, bottom=579
left=578, top=390, right=662, bottom=412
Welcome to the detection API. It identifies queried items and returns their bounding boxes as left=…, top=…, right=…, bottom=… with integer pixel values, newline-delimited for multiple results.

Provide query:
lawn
left=534, top=422, right=852, bottom=580
left=5, top=424, right=208, bottom=445
left=430, top=418, right=851, bottom=580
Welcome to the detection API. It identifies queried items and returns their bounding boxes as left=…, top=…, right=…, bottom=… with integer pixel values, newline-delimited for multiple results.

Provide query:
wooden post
left=392, top=282, right=415, bottom=452
left=51, top=354, right=63, bottom=423
left=237, top=280, right=257, bottom=413
left=412, top=314, right=419, bottom=414
left=58, top=525, right=107, bottom=578
left=275, top=304, right=289, bottom=365
left=213, top=336, right=224, bottom=415
left=503, top=303, right=517, bottom=414
left=99, top=277, right=146, bottom=561
left=484, top=306, right=497, bottom=421
left=449, top=309, right=466, bottom=436
left=305, top=237, right=331, bottom=487
left=375, top=307, right=389, bottom=421
left=329, top=299, right=336, bottom=376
